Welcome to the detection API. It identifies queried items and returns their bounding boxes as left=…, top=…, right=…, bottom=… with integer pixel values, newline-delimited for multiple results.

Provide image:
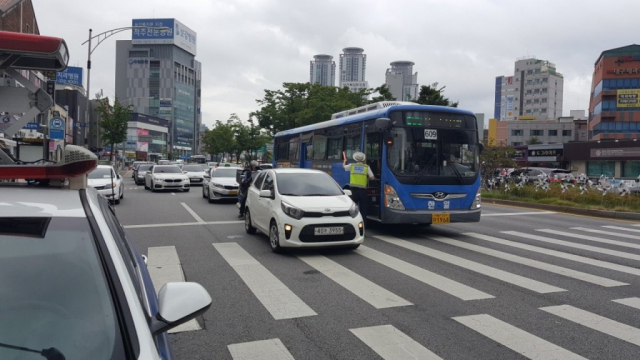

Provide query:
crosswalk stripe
left=453, top=314, right=587, bottom=360
left=147, top=246, right=200, bottom=333
left=573, top=227, right=640, bottom=241
left=356, top=246, right=493, bottom=301
left=465, top=232, right=640, bottom=277
left=538, top=229, right=640, bottom=250
left=228, top=338, right=295, bottom=360
left=213, top=243, right=317, bottom=320
left=297, top=255, right=412, bottom=309
left=375, top=235, right=565, bottom=294
left=541, top=304, right=640, bottom=346
left=612, top=297, right=640, bottom=310
left=350, top=324, right=443, bottom=360
left=603, top=225, right=640, bottom=234
left=504, top=231, right=640, bottom=262
left=427, top=236, right=627, bottom=287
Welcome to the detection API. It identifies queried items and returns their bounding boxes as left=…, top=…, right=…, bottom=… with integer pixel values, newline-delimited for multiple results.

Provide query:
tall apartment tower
left=385, top=61, right=419, bottom=101
left=309, top=54, right=336, bottom=86
left=495, top=58, right=564, bottom=121
left=115, top=18, right=201, bottom=157
left=339, top=47, right=368, bottom=93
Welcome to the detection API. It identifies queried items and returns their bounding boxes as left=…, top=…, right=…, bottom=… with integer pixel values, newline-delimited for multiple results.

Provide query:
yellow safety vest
left=350, top=163, right=369, bottom=188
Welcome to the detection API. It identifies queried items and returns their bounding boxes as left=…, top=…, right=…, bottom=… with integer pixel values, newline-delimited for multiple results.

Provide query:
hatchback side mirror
left=259, top=189, right=273, bottom=199
left=343, top=189, right=352, bottom=196
left=150, top=282, right=212, bottom=335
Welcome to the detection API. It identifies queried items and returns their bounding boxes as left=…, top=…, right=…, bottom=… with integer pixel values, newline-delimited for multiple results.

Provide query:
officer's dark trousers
left=350, top=187, right=369, bottom=220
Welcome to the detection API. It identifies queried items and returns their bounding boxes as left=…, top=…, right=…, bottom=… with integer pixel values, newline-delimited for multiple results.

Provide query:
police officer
left=343, top=151, right=375, bottom=220
left=238, top=160, right=259, bottom=218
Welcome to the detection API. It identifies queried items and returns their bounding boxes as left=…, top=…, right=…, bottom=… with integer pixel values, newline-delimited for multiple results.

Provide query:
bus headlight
left=384, top=184, right=405, bottom=210
left=471, top=191, right=481, bottom=209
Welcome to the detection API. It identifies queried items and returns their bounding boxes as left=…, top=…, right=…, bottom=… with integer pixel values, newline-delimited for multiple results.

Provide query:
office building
left=115, top=18, right=201, bottom=157
left=495, top=58, right=564, bottom=121
left=488, top=110, right=587, bottom=146
left=589, top=44, right=640, bottom=140
left=310, top=54, right=335, bottom=86
left=339, top=47, right=368, bottom=93
left=385, top=61, right=419, bottom=101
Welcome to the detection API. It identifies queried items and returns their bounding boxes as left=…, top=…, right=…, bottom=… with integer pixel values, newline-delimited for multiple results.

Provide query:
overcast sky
left=33, top=0, right=640, bottom=129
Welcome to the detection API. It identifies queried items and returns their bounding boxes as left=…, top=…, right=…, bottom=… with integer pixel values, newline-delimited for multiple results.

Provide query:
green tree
left=480, top=142, right=518, bottom=188
left=526, top=137, right=543, bottom=145
left=96, top=98, right=131, bottom=162
left=210, top=119, right=236, bottom=162
left=368, top=84, right=396, bottom=103
left=201, top=128, right=220, bottom=160
left=414, top=83, right=459, bottom=107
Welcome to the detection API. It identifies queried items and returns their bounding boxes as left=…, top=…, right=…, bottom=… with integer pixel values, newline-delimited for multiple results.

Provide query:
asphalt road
left=116, top=174, right=640, bottom=360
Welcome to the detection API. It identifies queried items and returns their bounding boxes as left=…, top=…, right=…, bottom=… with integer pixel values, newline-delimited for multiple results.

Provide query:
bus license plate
left=432, top=213, right=450, bottom=224
left=314, top=227, right=344, bottom=236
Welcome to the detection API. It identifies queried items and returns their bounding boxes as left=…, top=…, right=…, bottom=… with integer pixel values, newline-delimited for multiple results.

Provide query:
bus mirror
left=373, top=117, right=391, bottom=132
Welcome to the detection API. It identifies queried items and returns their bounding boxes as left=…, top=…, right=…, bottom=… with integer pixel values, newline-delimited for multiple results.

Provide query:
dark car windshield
left=138, top=164, right=153, bottom=171
left=87, top=167, right=114, bottom=179
left=183, top=165, right=205, bottom=172
left=0, top=217, right=125, bottom=359
left=212, top=168, right=237, bottom=178
left=154, top=166, right=182, bottom=174
left=276, top=172, right=343, bottom=196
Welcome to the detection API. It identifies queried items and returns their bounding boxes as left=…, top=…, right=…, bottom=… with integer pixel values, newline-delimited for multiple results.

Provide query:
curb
left=485, top=198, right=640, bottom=221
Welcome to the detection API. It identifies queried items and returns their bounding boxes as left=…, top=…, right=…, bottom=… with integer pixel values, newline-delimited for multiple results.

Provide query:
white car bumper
left=152, top=180, right=190, bottom=190
left=276, top=215, right=364, bottom=248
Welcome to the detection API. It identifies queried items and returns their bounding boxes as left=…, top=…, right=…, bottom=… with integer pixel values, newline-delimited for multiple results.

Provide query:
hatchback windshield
left=153, top=165, right=182, bottom=174
left=0, top=217, right=125, bottom=359
left=87, top=168, right=114, bottom=179
left=276, top=172, right=343, bottom=196
left=212, top=168, right=237, bottom=178
left=138, top=164, right=153, bottom=172
left=183, top=165, right=205, bottom=172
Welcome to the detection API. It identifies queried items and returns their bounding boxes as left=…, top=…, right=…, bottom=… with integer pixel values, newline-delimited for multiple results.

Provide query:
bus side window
left=345, top=135, right=361, bottom=159
left=327, top=137, right=343, bottom=160
left=313, top=135, right=327, bottom=160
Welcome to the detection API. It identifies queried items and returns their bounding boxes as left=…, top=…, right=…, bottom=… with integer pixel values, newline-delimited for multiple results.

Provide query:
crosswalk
left=143, top=223, right=640, bottom=359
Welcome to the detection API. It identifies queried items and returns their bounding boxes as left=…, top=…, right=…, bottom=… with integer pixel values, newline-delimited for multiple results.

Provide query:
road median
left=485, top=198, right=640, bottom=221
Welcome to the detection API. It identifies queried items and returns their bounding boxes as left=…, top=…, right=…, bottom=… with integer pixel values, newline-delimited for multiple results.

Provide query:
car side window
left=254, top=172, right=266, bottom=189
left=262, top=173, right=274, bottom=195
left=148, top=166, right=154, bottom=173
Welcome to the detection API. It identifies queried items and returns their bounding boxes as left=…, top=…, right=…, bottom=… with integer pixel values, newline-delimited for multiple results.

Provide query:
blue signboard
left=23, top=123, right=41, bottom=130
left=49, top=117, right=65, bottom=140
left=132, top=19, right=174, bottom=44
left=55, top=66, right=83, bottom=86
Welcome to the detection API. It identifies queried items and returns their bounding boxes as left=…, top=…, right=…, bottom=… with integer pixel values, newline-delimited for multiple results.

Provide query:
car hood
left=211, top=177, right=239, bottom=186
left=152, top=173, right=188, bottom=179
left=185, top=171, right=205, bottom=176
left=87, top=178, right=114, bottom=187
left=281, top=194, right=353, bottom=211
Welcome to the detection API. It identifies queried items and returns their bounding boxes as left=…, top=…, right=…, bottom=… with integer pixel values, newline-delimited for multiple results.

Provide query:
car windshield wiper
left=448, top=162, right=465, bottom=184
left=280, top=193, right=300, bottom=196
left=413, top=155, right=438, bottom=184
left=0, top=341, right=65, bottom=360
left=304, top=193, right=330, bottom=196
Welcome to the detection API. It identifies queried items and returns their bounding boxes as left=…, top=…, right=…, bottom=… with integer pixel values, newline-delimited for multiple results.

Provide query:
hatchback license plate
left=314, top=227, right=344, bottom=235
left=432, top=213, right=450, bottom=224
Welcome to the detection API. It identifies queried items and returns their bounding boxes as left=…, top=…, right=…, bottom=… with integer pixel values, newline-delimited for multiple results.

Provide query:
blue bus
left=272, top=101, right=483, bottom=224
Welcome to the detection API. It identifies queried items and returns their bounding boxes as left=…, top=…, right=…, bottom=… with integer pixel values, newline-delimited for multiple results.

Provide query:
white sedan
left=182, top=164, right=207, bottom=186
left=244, top=168, right=364, bottom=253
left=87, top=165, right=124, bottom=204
left=144, top=165, right=190, bottom=192
left=203, top=167, right=240, bottom=202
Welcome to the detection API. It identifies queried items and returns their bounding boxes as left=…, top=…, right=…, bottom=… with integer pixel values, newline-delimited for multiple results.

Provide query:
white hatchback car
left=144, top=165, right=190, bottom=192
left=244, top=169, right=364, bottom=252
left=87, top=165, right=124, bottom=204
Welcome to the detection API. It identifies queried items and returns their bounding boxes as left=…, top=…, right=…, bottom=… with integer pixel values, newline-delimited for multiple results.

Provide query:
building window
left=542, top=98, right=548, bottom=103
left=548, top=130, right=558, bottom=136
left=541, top=109, right=547, bottom=114
left=562, top=130, right=572, bottom=136
left=622, top=161, right=640, bottom=178
left=527, top=70, right=533, bottom=75
left=525, top=109, right=531, bottom=114
left=531, top=130, right=543, bottom=136
left=527, top=80, right=532, bottom=85
left=26, top=24, right=30, bottom=33
left=587, top=161, right=615, bottom=177
left=534, top=89, right=540, bottom=94
left=511, top=130, right=523, bottom=136
left=526, top=90, right=532, bottom=95
left=542, top=78, right=548, bottom=83
left=511, top=142, right=523, bottom=146
left=542, top=88, right=548, bottom=93
left=534, top=99, right=539, bottom=104
left=526, top=100, right=532, bottom=104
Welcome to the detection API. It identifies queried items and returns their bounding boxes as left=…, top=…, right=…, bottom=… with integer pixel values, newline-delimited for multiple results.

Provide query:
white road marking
left=124, top=220, right=244, bottom=229
left=428, top=236, right=627, bottom=287
left=466, top=232, right=640, bottom=277
left=297, top=255, right=412, bottom=309
left=213, top=242, right=317, bottom=320
left=454, top=314, right=587, bottom=360
left=482, top=211, right=557, bottom=217
left=356, top=246, right=493, bottom=301
left=181, top=202, right=205, bottom=223
left=572, top=227, right=640, bottom=242
left=350, top=324, right=443, bottom=360
left=228, top=338, right=295, bottom=360
left=541, top=304, right=640, bottom=346
left=542, top=228, right=640, bottom=250
left=146, top=246, right=200, bottom=333
left=375, top=235, right=565, bottom=294
left=171, top=192, right=176, bottom=195
left=612, top=297, right=640, bottom=310
left=604, top=225, right=640, bottom=234
left=506, top=231, right=640, bottom=261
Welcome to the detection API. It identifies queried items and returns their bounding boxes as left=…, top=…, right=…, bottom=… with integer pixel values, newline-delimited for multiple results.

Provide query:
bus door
left=300, top=133, right=313, bottom=169
left=365, top=132, right=382, bottom=219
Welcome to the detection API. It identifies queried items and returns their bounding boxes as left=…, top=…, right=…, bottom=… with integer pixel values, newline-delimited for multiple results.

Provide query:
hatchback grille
left=304, top=211, right=350, bottom=218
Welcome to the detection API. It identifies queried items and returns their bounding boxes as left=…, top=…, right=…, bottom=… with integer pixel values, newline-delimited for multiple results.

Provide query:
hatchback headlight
left=348, top=202, right=359, bottom=218
left=384, top=184, right=405, bottom=210
left=281, top=201, right=304, bottom=220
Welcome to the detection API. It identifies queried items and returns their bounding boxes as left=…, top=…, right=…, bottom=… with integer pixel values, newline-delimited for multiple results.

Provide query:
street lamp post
left=82, top=25, right=169, bottom=155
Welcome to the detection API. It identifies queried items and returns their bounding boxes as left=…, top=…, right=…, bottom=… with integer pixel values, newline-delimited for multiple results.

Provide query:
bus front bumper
left=382, top=208, right=481, bottom=224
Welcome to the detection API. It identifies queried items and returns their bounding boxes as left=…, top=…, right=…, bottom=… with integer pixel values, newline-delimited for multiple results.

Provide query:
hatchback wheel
left=245, top=209, right=257, bottom=234
left=269, top=220, right=282, bottom=253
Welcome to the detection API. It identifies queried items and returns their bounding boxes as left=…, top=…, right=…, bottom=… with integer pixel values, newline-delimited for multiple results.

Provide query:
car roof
left=269, top=168, right=326, bottom=174
left=0, top=187, right=85, bottom=218
left=95, top=165, right=115, bottom=170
